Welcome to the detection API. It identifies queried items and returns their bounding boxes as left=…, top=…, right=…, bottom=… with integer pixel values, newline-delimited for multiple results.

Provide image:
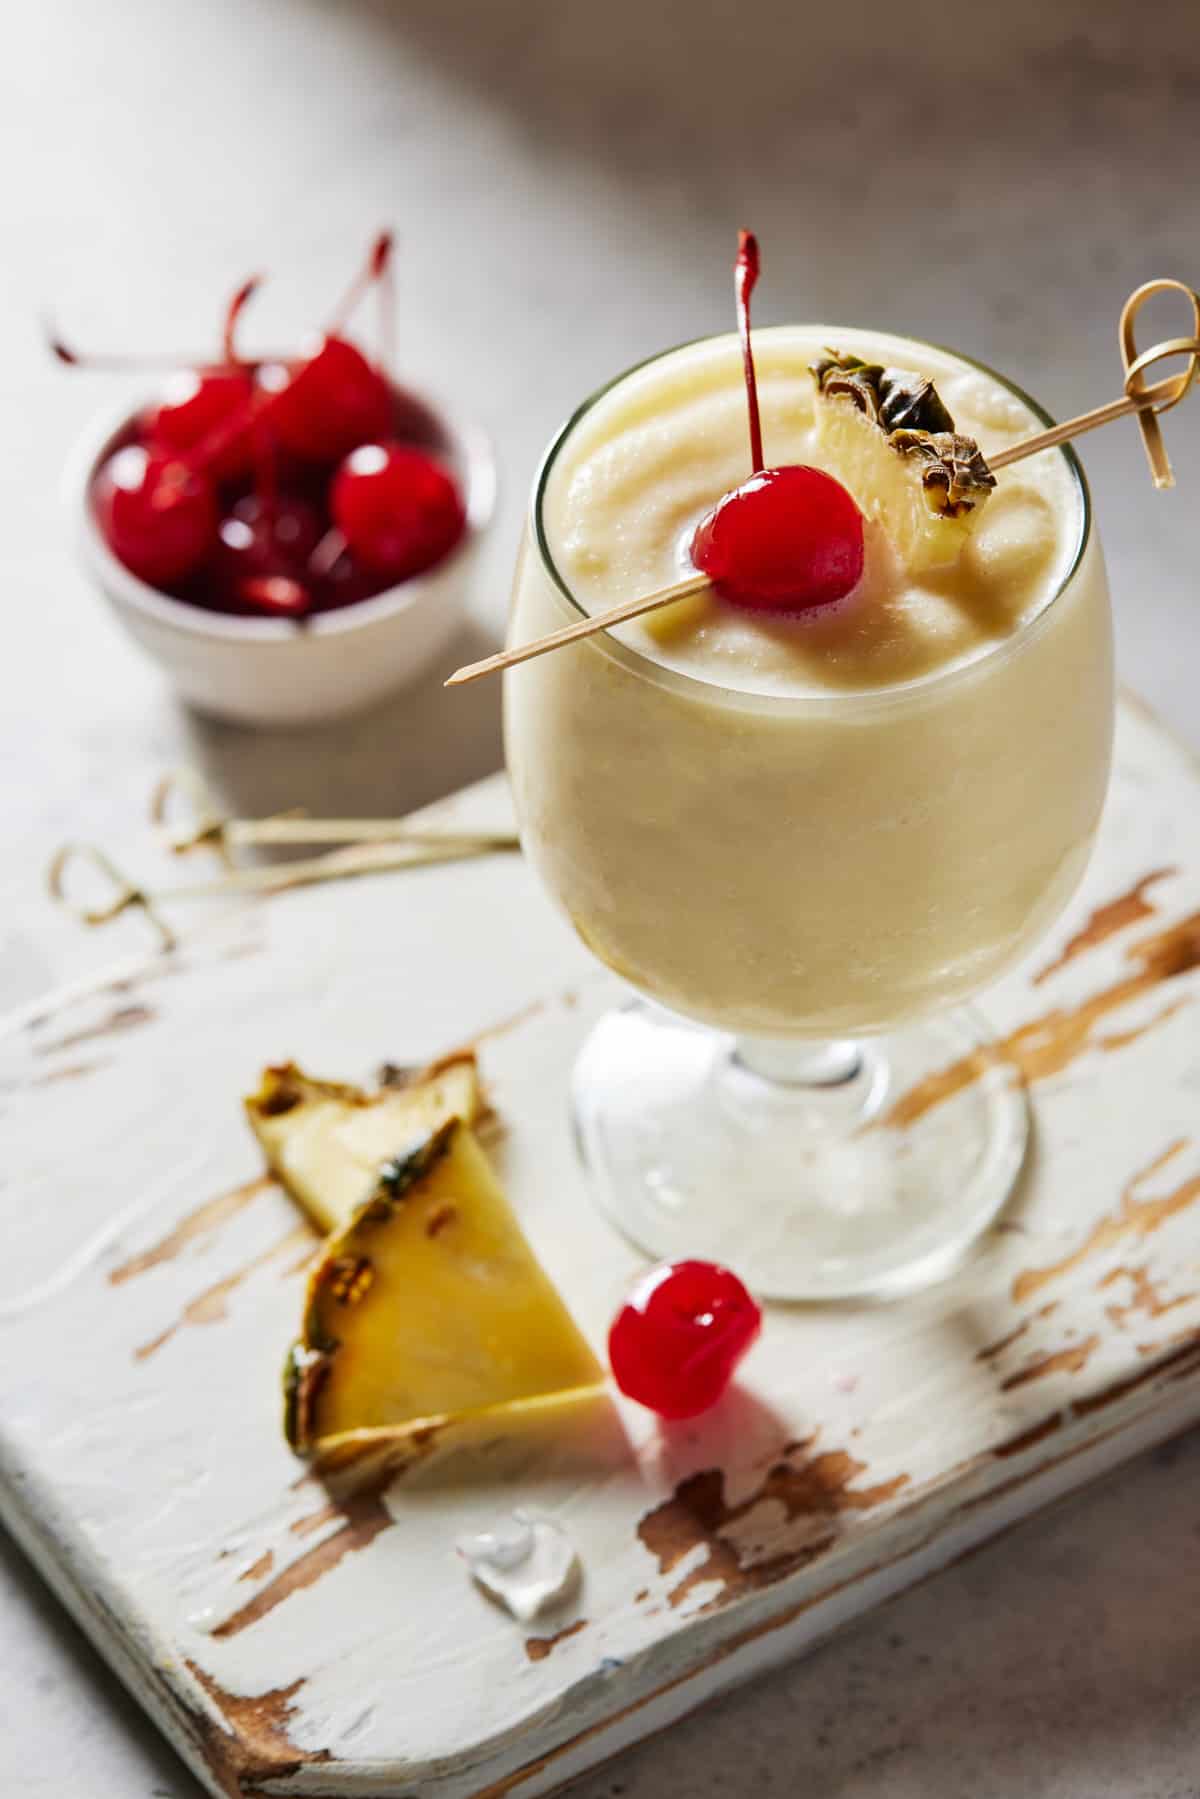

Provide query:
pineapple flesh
left=284, top=1119, right=604, bottom=1454
left=245, top=1056, right=483, bottom=1234
left=811, top=352, right=996, bottom=573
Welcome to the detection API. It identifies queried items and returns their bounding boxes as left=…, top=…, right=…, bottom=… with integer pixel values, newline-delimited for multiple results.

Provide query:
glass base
left=572, top=1002, right=1027, bottom=1301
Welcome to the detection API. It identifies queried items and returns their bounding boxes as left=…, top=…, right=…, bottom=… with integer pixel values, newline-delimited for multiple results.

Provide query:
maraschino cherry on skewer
left=449, top=266, right=1200, bottom=687
left=690, top=229, right=865, bottom=614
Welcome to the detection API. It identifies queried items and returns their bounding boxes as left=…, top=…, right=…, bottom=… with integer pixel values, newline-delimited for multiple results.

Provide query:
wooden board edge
left=225, top=1351, right=1200, bottom=1798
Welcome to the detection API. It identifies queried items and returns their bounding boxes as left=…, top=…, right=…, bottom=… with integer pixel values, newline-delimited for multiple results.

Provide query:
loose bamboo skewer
left=447, top=278, right=1200, bottom=689
left=47, top=836, right=509, bottom=951
left=149, top=767, right=518, bottom=860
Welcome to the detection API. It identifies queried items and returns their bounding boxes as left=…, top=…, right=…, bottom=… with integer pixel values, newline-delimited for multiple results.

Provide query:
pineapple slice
left=245, top=1055, right=482, bottom=1234
left=284, top=1119, right=604, bottom=1454
left=811, top=352, right=995, bottom=573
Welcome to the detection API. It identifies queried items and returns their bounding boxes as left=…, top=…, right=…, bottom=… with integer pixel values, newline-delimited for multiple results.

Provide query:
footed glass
left=503, top=331, right=1114, bottom=1299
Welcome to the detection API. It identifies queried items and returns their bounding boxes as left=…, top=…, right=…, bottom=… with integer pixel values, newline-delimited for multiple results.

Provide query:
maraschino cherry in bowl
left=61, top=239, right=495, bottom=727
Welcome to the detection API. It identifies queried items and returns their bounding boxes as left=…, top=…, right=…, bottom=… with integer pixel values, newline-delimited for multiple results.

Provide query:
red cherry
left=608, top=1259, right=761, bottom=1419
left=94, top=445, right=218, bottom=588
left=260, top=336, right=393, bottom=463
left=233, top=575, right=312, bottom=619
left=313, top=548, right=383, bottom=613
left=691, top=465, right=864, bottom=613
left=214, top=493, right=322, bottom=616
left=146, top=368, right=257, bottom=482
left=330, top=442, right=465, bottom=582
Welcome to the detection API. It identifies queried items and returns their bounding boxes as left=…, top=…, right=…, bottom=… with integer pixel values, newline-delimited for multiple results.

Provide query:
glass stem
left=734, top=1035, right=864, bottom=1088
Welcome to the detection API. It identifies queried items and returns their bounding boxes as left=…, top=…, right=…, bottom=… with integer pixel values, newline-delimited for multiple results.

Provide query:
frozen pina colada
left=506, top=258, right=1111, bottom=1039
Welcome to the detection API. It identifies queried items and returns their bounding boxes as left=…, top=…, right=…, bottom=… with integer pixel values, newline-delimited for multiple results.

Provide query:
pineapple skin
left=813, top=401, right=984, bottom=574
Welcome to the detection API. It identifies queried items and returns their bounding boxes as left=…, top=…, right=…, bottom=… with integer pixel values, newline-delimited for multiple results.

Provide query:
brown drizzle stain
left=992, top=1413, right=1064, bottom=1458
left=478, top=1357, right=1200, bottom=1799
left=637, top=1445, right=908, bottom=1613
left=134, top=1225, right=313, bottom=1361
left=425, top=1203, right=457, bottom=1238
left=524, top=1618, right=587, bottom=1662
left=32, top=1002, right=155, bottom=1057
left=1033, top=869, right=1175, bottom=984
left=290, top=1500, right=340, bottom=1539
left=1094, top=998, right=1189, bottom=1052
left=1073, top=1331, right=1200, bottom=1415
left=210, top=1490, right=392, bottom=1639
left=887, top=908, right=1200, bottom=1130
left=1012, top=1140, right=1198, bottom=1303
left=475, top=1562, right=888, bottom=1799
left=976, top=1320, right=1030, bottom=1363
left=183, top=1662, right=330, bottom=1791
left=1101, top=1264, right=1196, bottom=1328
left=109, top=1173, right=278, bottom=1285
left=29, top=1059, right=107, bottom=1087
left=436, top=998, right=545, bottom=1064
left=134, top=1324, right=175, bottom=1361
left=238, top=1550, right=275, bottom=1583
left=998, top=1335, right=1100, bottom=1391
left=379, top=1006, right=547, bottom=1089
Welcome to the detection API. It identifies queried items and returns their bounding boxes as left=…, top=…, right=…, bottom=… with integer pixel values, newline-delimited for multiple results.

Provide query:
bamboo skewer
left=443, top=571, right=712, bottom=687
left=47, top=836, right=511, bottom=951
left=446, top=278, right=1200, bottom=689
left=148, top=767, right=518, bottom=859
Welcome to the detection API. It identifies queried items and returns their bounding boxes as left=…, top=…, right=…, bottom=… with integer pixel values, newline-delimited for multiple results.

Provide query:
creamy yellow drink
left=505, top=327, right=1113, bottom=1038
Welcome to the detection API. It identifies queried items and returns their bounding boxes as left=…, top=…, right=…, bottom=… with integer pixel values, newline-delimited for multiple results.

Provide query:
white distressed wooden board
left=3, top=693, right=1200, bottom=1799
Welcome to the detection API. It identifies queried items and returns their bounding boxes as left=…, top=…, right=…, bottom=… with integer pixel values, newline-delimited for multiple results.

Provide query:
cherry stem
left=308, top=527, right=348, bottom=579
left=377, top=242, right=396, bottom=380
left=735, top=229, right=764, bottom=474
left=222, top=275, right=262, bottom=364
left=187, top=385, right=275, bottom=472
left=44, top=317, right=231, bottom=373
left=47, top=271, right=262, bottom=374
left=327, top=230, right=395, bottom=339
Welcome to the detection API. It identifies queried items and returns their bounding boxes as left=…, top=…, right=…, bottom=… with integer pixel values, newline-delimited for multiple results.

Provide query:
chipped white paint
left=2, top=696, right=1200, bottom=1798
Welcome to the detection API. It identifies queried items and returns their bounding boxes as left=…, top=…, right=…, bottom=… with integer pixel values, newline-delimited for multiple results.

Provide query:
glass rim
left=529, top=324, right=1093, bottom=717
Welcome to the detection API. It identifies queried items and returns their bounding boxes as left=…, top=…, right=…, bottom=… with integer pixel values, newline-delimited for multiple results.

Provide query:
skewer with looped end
left=149, top=766, right=519, bottom=860
left=989, top=277, right=1200, bottom=484
left=446, top=277, right=1200, bottom=689
left=47, top=832, right=516, bottom=950
left=47, top=842, right=179, bottom=952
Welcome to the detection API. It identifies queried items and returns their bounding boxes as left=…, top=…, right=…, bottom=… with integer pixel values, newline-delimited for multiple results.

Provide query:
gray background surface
left=3, top=2, right=1199, bottom=1792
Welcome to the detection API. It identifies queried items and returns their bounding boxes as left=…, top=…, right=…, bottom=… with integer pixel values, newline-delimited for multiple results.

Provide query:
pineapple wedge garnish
left=283, top=1119, right=604, bottom=1455
left=245, top=1055, right=483, bottom=1234
left=811, top=352, right=996, bottom=573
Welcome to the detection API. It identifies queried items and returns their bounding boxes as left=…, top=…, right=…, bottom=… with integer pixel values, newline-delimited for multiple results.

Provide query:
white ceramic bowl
left=67, top=391, right=496, bottom=728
